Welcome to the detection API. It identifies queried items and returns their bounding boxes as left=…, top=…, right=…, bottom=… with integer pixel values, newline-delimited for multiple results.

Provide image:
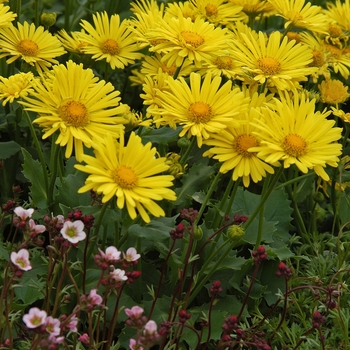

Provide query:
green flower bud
left=313, top=192, right=325, bottom=204
left=227, top=225, right=245, bottom=242
left=41, top=13, right=57, bottom=28
left=177, top=137, right=191, bottom=149
left=193, top=226, right=203, bottom=240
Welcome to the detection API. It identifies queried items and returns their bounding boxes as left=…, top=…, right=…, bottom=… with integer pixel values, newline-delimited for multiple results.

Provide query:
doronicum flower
left=0, top=72, right=37, bottom=106
left=0, top=3, right=16, bottom=27
left=151, top=72, right=248, bottom=147
left=10, top=249, right=32, bottom=271
left=75, top=132, right=177, bottom=223
left=79, top=11, right=143, bottom=69
left=230, top=30, right=316, bottom=90
left=21, top=60, right=126, bottom=161
left=318, top=79, right=350, bottom=105
left=60, top=220, right=86, bottom=244
left=250, top=93, right=342, bottom=181
left=0, top=21, right=65, bottom=73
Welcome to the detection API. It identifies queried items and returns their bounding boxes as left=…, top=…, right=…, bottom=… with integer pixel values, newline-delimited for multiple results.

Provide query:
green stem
left=194, top=171, right=221, bottom=227
left=179, top=136, right=196, bottom=166
left=220, top=179, right=240, bottom=227
left=22, top=108, right=49, bottom=200
left=86, top=201, right=110, bottom=259
left=244, top=166, right=284, bottom=232
left=274, top=171, right=315, bottom=190
left=48, top=142, right=61, bottom=210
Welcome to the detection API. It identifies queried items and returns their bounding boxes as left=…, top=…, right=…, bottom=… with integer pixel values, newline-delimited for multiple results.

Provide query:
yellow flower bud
left=227, top=225, right=245, bottom=242
left=40, top=13, right=57, bottom=28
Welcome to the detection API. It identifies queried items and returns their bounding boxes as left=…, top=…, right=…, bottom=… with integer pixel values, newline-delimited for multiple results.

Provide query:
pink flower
left=23, top=307, right=47, bottom=328
left=45, top=316, right=61, bottom=336
left=129, top=338, right=144, bottom=350
left=28, top=219, right=46, bottom=235
left=110, top=268, right=128, bottom=281
left=60, top=220, right=86, bottom=244
left=14, top=206, right=34, bottom=220
left=98, top=246, right=121, bottom=263
left=87, top=289, right=103, bottom=306
left=144, top=320, right=157, bottom=335
left=78, top=333, right=90, bottom=345
left=48, top=334, right=64, bottom=345
left=66, top=314, right=78, bottom=332
left=124, top=247, right=140, bottom=262
left=125, top=306, right=144, bottom=319
left=10, top=249, right=32, bottom=271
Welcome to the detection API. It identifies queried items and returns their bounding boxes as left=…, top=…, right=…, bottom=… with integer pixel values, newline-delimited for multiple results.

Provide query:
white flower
left=14, top=206, right=34, bottom=220
left=98, top=246, right=121, bottom=262
left=60, top=220, right=86, bottom=244
left=124, top=247, right=140, bottom=262
left=28, top=219, right=46, bottom=235
left=23, top=307, right=47, bottom=328
left=110, top=268, right=128, bottom=282
left=10, top=249, right=32, bottom=271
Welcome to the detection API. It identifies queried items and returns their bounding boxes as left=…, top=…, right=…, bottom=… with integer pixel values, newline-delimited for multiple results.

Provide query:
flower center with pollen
left=58, top=98, right=90, bottom=127
left=282, top=134, right=307, bottom=157
left=214, top=56, right=234, bottom=70
left=257, top=56, right=281, bottom=75
left=101, top=39, right=120, bottom=55
left=187, top=102, right=212, bottom=123
left=181, top=31, right=205, bottom=48
left=234, top=134, right=259, bottom=157
left=17, top=39, right=39, bottom=56
left=205, top=4, right=218, bottom=17
left=112, top=166, right=138, bottom=189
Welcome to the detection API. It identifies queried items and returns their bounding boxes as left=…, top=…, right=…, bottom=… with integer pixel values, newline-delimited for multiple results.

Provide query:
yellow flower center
left=286, top=32, right=301, bottom=43
left=187, top=102, right=212, bottom=123
left=17, top=39, right=39, bottom=56
left=205, top=4, right=218, bottom=17
left=161, top=63, right=177, bottom=75
left=66, top=227, right=77, bottom=238
left=282, top=134, right=307, bottom=157
left=150, top=38, right=168, bottom=46
left=214, top=56, right=234, bottom=70
left=16, top=258, right=26, bottom=268
left=101, top=39, right=120, bottom=55
left=234, top=134, right=259, bottom=157
left=311, top=50, right=324, bottom=67
left=328, top=24, right=343, bottom=38
left=112, top=166, right=138, bottom=189
left=58, top=99, right=90, bottom=127
left=257, top=56, right=281, bottom=75
left=326, top=44, right=342, bottom=59
left=181, top=31, right=205, bottom=48
left=343, top=113, right=350, bottom=123
left=319, top=79, right=349, bottom=104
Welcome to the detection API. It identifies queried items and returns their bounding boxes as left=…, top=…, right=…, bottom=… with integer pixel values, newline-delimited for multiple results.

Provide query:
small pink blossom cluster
left=13, top=206, right=46, bottom=244
left=10, top=248, right=32, bottom=276
left=125, top=306, right=160, bottom=350
left=94, top=246, right=141, bottom=288
left=80, top=289, right=104, bottom=312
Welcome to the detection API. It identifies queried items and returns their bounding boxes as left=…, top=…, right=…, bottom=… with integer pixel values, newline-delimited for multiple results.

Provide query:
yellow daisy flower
left=20, top=60, right=126, bottom=161
left=140, top=53, right=194, bottom=78
left=268, top=0, right=331, bottom=34
left=0, top=72, right=37, bottom=106
left=0, top=3, right=16, bottom=27
left=151, top=72, right=248, bottom=147
left=250, top=93, right=342, bottom=181
left=56, top=29, right=89, bottom=54
left=318, top=79, right=350, bottom=105
left=230, top=30, right=316, bottom=90
left=229, top=0, right=274, bottom=18
left=166, top=1, right=198, bottom=21
left=324, top=0, right=350, bottom=32
left=0, top=22, right=65, bottom=73
left=75, top=132, right=177, bottom=223
left=203, top=90, right=275, bottom=187
left=145, top=14, right=232, bottom=67
left=190, top=0, right=245, bottom=26
left=331, top=107, right=350, bottom=124
left=129, top=68, right=146, bottom=86
left=324, top=42, right=350, bottom=80
left=79, top=12, right=143, bottom=70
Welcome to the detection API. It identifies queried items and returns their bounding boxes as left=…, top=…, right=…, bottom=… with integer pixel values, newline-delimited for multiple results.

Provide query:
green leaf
left=0, top=141, right=21, bottom=159
left=14, top=278, right=46, bottom=305
left=141, top=126, right=181, bottom=145
left=21, top=148, right=48, bottom=209
left=0, top=241, right=9, bottom=260
left=175, top=163, right=216, bottom=208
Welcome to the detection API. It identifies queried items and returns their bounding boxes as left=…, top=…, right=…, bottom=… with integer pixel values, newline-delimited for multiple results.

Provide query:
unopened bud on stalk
left=227, top=225, right=245, bottom=242
left=41, top=13, right=57, bottom=28
left=193, top=225, right=203, bottom=240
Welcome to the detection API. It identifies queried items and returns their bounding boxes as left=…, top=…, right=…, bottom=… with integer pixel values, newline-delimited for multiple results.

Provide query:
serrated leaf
left=21, top=148, right=48, bottom=209
left=141, top=126, right=180, bottom=145
left=0, top=141, right=21, bottom=159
